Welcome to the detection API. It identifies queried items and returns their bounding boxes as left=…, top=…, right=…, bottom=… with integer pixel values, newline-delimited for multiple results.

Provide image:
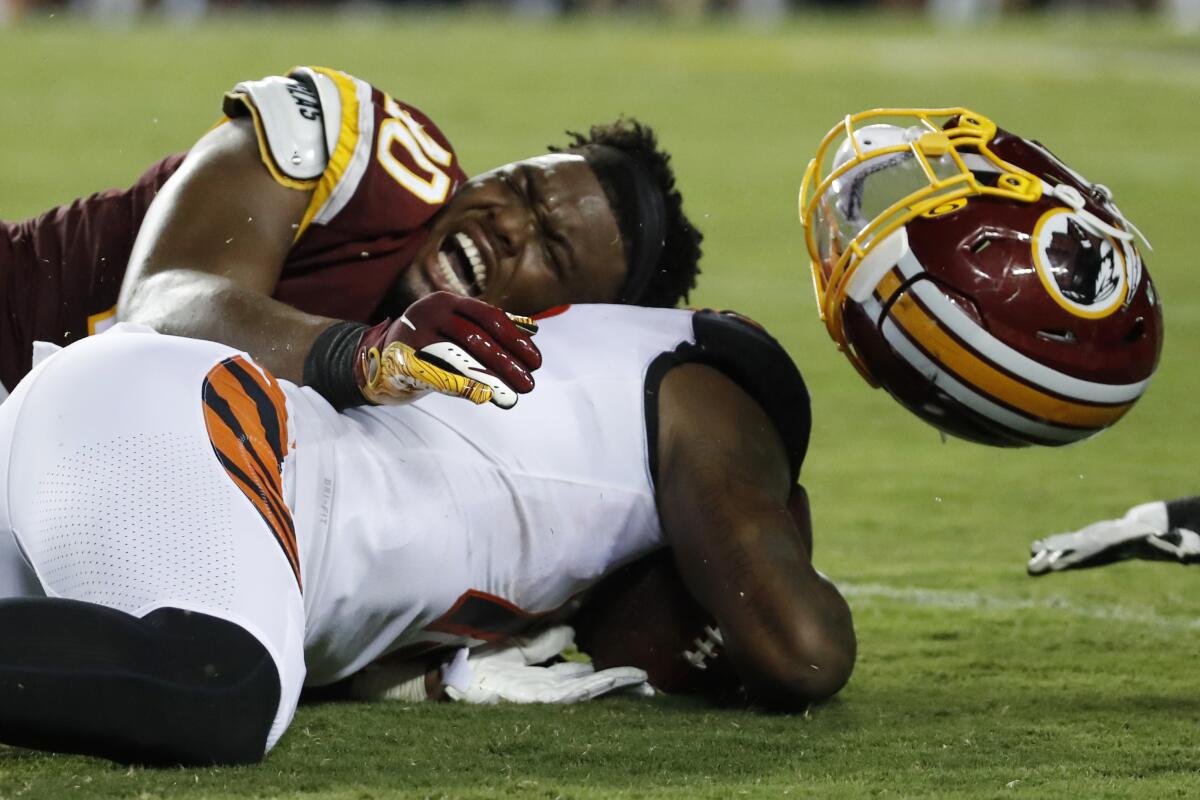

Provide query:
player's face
left=402, top=154, right=627, bottom=315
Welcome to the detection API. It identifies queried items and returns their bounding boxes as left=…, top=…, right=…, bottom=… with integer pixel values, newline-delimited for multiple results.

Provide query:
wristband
left=303, top=320, right=369, bottom=411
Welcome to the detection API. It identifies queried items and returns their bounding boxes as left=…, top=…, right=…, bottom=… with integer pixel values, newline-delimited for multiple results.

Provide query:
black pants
left=0, top=598, right=280, bottom=765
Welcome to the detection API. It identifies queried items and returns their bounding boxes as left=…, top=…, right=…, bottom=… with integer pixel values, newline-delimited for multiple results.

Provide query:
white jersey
left=290, top=304, right=698, bottom=685
left=0, top=303, right=807, bottom=752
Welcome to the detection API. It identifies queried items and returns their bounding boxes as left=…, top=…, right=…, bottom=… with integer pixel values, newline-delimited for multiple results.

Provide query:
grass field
left=4, top=9, right=1200, bottom=798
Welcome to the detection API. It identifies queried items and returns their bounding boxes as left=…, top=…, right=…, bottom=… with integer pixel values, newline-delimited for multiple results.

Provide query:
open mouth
left=435, top=232, right=489, bottom=297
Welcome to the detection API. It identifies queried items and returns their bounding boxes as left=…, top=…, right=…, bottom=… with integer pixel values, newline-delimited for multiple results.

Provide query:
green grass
left=4, top=10, right=1200, bottom=798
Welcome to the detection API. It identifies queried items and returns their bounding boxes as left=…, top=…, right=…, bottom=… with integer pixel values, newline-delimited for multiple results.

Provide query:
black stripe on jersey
left=202, top=382, right=281, bottom=500
left=201, top=376, right=299, bottom=584
left=207, top=434, right=294, bottom=543
left=222, top=359, right=286, bottom=465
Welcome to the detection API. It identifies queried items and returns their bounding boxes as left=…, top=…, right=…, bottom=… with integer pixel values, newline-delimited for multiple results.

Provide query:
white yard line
left=841, top=582, right=1200, bottom=632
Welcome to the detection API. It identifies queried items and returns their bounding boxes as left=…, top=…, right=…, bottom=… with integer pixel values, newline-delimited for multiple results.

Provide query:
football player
left=0, top=66, right=703, bottom=407
left=0, top=297, right=853, bottom=765
left=1028, top=497, right=1200, bottom=575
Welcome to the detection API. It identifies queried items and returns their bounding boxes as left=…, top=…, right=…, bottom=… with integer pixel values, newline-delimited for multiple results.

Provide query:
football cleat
left=799, top=109, right=1163, bottom=446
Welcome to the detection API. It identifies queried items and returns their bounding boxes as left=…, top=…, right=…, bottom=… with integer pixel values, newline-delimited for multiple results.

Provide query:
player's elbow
left=744, top=631, right=855, bottom=710
left=118, top=268, right=234, bottom=331
left=118, top=268, right=187, bottom=325
left=741, top=591, right=856, bottom=710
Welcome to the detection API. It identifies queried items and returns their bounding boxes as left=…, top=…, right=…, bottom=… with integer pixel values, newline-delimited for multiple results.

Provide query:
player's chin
left=390, top=265, right=432, bottom=307
left=476, top=287, right=530, bottom=317
left=399, top=264, right=473, bottom=309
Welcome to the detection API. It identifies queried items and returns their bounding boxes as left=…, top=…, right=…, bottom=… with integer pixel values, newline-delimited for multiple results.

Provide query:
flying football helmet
left=799, top=108, right=1163, bottom=447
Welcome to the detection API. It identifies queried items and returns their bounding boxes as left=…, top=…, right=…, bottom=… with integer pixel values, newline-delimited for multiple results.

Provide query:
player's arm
left=117, top=116, right=330, bottom=384
left=118, top=116, right=538, bottom=408
left=655, top=363, right=855, bottom=709
left=1028, top=496, right=1200, bottom=575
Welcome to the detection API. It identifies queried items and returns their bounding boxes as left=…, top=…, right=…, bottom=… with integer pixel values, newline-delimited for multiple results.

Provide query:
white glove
left=1028, top=501, right=1200, bottom=575
left=442, top=625, right=652, bottom=705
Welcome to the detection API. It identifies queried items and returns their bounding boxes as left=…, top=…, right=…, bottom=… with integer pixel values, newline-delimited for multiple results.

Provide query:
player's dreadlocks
left=553, top=119, right=703, bottom=309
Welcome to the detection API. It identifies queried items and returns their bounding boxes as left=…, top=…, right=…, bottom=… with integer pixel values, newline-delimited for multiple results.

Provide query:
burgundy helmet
left=799, top=108, right=1163, bottom=446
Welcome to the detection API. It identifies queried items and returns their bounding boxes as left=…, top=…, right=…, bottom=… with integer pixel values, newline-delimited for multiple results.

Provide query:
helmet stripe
left=877, top=270, right=1134, bottom=430
left=865, top=290, right=1095, bottom=444
left=862, top=288, right=1091, bottom=443
left=892, top=249, right=1151, bottom=405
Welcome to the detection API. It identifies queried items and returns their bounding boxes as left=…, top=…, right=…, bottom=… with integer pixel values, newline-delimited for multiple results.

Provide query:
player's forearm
left=655, top=364, right=855, bottom=706
left=118, top=268, right=338, bottom=384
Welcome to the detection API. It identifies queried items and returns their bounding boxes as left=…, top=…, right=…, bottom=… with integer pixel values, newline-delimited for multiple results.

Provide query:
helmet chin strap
left=1040, top=179, right=1153, bottom=252
left=958, top=151, right=1152, bottom=252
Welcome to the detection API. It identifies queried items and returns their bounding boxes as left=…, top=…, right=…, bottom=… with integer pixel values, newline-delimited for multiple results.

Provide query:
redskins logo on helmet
left=798, top=108, right=1162, bottom=447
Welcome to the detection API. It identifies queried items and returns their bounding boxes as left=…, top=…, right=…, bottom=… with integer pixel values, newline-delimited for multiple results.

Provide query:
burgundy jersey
left=0, top=154, right=184, bottom=391
left=0, top=66, right=467, bottom=393
left=230, top=66, right=468, bottom=321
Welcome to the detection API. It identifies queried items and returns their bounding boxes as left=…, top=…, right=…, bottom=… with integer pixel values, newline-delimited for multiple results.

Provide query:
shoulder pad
left=289, top=67, right=345, bottom=159
left=644, top=309, right=811, bottom=484
left=223, top=75, right=329, bottom=183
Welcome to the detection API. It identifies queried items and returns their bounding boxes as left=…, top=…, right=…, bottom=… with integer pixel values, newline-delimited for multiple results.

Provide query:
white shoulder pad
left=223, top=75, right=329, bottom=182
left=290, top=67, right=344, bottom=160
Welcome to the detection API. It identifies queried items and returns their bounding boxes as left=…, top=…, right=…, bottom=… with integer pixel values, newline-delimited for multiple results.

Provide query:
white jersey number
left=376, top=95, right=454, bottom=205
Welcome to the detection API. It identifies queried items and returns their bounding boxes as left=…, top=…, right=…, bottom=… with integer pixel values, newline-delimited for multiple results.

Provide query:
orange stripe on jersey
left=202, top=356, right=301, bottom=590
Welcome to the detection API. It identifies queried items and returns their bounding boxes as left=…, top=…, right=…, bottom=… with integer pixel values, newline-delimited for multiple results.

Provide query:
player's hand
left=355, top=291, right=540, bottom=409
left=1028, top=502, right=1200, bottom=575
left=442, top=626, right=652, bottom=704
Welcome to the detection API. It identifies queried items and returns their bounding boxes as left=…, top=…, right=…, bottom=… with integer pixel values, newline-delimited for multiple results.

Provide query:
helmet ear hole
left=963, top=228, right=1013, bottom=257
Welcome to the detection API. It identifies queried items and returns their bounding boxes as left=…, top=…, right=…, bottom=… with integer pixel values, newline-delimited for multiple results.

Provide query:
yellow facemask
left=798, top=108, right=1042, bottom=380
